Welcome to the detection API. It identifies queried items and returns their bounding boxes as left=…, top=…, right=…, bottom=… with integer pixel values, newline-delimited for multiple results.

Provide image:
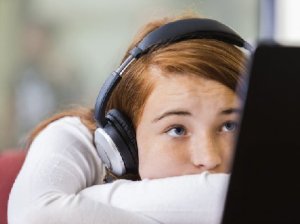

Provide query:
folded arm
left=81, top=172, right=229, bottom=224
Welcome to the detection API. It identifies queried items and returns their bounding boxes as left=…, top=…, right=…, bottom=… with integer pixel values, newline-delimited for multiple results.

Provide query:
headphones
left=94, top=18, right=252, bottom=176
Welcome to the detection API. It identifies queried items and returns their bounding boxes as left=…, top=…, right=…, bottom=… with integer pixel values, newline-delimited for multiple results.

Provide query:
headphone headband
left=130, top=18, right=252, bottom=58
left=94, top=18, right=252, bottom=126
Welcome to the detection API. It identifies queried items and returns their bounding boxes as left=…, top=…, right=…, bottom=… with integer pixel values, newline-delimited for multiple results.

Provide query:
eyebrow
left=152, top=108, right=241, bottom=123
left=219, top=108, right=242, bottom=115
left=152, top=110, right=192, bottom=123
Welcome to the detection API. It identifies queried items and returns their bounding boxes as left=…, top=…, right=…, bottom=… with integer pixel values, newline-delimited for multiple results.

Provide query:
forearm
left=9, top=192, right=156, bottom=224
left=80, top=172, right=230, bottom=224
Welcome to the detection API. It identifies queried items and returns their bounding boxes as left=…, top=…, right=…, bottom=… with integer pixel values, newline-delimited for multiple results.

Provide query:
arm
left=8, top=117, right=156, bottom=224
left=80, top=172, right=230, bottom=224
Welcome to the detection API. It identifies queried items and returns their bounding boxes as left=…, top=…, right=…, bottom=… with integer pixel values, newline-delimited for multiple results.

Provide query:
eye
left=166, top=125, right=187, bottom=137
left=221, top=121, right=239, bottom=132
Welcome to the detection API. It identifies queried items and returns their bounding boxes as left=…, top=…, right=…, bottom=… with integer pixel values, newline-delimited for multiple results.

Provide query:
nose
left=190, top=133, right=222, bottom=172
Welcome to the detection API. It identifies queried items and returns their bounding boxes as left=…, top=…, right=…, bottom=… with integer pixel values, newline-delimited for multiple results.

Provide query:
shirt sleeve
left=8, top=117, right=157, bottom=224
left=80, top=172, right=230, bottom=224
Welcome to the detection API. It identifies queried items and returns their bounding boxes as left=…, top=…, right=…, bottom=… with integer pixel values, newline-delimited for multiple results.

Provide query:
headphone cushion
left=105, top=109, right=138, bottom=165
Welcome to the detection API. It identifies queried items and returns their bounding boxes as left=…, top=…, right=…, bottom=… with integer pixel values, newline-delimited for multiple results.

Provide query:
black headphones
left=94, top=18, right=252, bottom=176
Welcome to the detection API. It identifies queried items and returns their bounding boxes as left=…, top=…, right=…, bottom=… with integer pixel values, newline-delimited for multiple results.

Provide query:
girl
left=8, top=14, right=248, bottom=224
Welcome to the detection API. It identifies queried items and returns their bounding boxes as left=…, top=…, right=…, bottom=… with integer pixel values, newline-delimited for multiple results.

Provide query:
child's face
left=136, top=68, right=241, bottom=179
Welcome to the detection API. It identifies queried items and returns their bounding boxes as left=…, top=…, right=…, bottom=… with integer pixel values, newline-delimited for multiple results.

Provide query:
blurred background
left=0, top=0, right=299, bottom=151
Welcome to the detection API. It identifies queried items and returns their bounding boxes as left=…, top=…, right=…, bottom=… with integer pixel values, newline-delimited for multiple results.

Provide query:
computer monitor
left=222, top=44, right=300, bottom=224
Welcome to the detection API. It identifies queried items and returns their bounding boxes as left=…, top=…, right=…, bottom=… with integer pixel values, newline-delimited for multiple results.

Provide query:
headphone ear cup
left=105, top=109, right=138, bottom=173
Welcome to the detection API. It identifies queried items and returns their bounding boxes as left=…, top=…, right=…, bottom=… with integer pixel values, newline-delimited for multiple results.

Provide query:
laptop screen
left=221, top=44, right=300, bottom=224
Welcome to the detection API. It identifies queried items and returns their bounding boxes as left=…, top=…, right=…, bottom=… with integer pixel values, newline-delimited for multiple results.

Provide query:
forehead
left=149, top=67, right=236, bottom=99
left=142, top=67, right=239, bottom=115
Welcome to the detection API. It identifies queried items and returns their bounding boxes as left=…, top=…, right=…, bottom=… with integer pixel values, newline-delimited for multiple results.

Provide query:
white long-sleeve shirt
left=8, top=116, right=229, bottom=224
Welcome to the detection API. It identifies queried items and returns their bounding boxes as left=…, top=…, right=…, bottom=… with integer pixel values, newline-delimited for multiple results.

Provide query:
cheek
left=219, top=134, right=236, bottom=166
left=137, top=138, right=167, bottom=179
left=137, top=134, right=185, bottom=179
